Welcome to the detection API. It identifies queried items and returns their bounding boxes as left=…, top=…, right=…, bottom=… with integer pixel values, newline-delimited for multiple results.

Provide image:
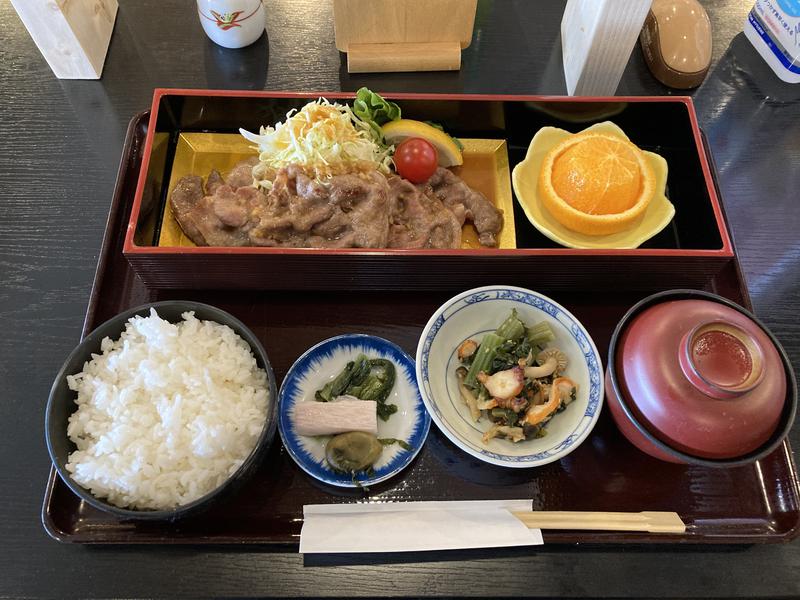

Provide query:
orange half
left=538, top=132, right=655, bottom=235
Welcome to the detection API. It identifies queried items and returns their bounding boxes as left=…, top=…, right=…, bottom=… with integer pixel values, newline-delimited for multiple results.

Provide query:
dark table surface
left=2, top=0, right=800, bottom=597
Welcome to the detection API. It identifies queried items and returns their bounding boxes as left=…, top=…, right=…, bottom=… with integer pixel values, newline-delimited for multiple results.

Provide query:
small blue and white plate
left=279, top=334, right=430, bottom=488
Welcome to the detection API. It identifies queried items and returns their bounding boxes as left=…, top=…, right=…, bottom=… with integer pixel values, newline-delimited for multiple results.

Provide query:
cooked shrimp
left=524, top=377, right=577, bottom=426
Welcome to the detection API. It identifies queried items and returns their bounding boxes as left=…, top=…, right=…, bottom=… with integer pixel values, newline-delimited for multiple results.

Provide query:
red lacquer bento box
left=123, top=89, right=734, bottom=290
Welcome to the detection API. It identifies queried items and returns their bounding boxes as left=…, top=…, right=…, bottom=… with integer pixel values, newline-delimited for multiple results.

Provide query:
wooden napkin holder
left=333, top=0, right=477, bottom=73
left=11, top=0, right=118, bottom=79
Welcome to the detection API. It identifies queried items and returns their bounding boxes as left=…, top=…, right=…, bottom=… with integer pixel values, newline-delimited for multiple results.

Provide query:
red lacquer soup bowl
left=605, top=290, right=797, bottom=466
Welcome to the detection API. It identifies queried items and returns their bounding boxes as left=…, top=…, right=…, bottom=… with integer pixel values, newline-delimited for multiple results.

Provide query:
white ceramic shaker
left=197, top=0, right=266, bottom=49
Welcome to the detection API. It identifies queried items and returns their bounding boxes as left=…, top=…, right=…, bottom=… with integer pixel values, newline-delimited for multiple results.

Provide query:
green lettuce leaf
left=353, top=87, right=401, bottom=139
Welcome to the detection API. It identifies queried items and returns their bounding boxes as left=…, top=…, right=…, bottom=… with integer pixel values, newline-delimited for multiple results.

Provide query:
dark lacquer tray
left=42, top=111, right=800, bottom=545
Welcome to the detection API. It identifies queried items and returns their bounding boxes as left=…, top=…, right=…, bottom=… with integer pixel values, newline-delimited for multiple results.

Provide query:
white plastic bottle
left=744, top=0, right=800, bottom=83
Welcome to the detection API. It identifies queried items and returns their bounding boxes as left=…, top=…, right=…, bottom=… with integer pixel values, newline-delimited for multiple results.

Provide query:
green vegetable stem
left=495, top=308, right=526, bottom=341
left=464, top=309, right=530, bottom=387
left=315, top=354, right=370, bottom=402
left=378, top=438, right=413, bottom=451
left=464, top=332, right=504, bottom=388
left=527, top=321, right=556, bottom=348
left=314, top=353, right=399, bottom=421
left=348, top=358, right=395, bottom=402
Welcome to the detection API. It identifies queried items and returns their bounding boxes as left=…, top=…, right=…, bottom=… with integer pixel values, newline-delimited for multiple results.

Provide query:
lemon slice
left=382, top=119, right=463, bottom=167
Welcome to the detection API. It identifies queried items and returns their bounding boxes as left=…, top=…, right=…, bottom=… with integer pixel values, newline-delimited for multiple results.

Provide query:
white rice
left=65, top=308, right=269, bottom=510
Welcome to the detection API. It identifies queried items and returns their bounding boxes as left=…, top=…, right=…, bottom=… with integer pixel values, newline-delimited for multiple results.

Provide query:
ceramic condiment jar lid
left=616, top=299, right=786, bottom=459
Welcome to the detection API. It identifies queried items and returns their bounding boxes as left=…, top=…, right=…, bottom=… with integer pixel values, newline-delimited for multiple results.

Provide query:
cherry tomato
left=393, top=138, right=438, bottom=183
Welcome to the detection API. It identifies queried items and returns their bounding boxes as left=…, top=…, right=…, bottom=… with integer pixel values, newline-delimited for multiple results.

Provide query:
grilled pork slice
left=422, top=167, right=504, bottom=247
left=386, top=175, right=462, bottom=248
left=249, top=166, right=391, bottom=248
left=169, top=158, right=262, bottom=246
left=170, top=160, right=502, bottom=249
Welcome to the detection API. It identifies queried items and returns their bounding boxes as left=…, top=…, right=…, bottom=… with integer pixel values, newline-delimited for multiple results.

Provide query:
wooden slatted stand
left=333, top=0, right=477, bottom=73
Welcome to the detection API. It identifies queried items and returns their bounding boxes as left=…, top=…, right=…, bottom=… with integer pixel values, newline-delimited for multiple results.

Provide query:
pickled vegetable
left=315, top=354, right=398, bottom=421
left=325, top=431, right=383, bottom=473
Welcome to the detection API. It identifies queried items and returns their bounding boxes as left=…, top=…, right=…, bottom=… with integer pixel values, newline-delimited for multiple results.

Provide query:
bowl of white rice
left=45, top=301, right=277, bottom=520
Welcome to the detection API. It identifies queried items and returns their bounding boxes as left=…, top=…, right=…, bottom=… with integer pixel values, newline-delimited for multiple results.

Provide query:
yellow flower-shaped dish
left=512, top=121, right=675, bottom=249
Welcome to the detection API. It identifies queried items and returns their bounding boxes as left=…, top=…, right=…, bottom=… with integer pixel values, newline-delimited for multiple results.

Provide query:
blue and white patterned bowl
left=416, top=286, right=604, bottom=468
left=279, top=334, right=430, bottom=487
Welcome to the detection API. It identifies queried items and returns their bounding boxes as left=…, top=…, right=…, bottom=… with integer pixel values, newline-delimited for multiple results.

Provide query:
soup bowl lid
left=616, top=296, right=787, bottom=459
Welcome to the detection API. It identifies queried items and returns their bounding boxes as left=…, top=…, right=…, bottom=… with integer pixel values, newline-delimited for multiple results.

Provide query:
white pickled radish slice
left=292, top=399, right=378, bottom=436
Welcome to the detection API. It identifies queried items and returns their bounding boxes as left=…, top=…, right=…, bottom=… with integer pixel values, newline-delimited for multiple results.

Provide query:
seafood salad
left=455, top=310, right=578, bottom=444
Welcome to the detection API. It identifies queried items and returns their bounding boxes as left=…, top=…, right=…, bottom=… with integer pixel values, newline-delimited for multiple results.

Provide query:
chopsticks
left=511, top=511, right=686, bottom=534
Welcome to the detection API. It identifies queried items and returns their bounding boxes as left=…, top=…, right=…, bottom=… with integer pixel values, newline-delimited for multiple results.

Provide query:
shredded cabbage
left=240, top=99, right=393, bottom=190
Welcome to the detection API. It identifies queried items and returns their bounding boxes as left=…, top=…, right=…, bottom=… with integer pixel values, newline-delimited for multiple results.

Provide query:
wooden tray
left=42, top=112, right=800, bottom=544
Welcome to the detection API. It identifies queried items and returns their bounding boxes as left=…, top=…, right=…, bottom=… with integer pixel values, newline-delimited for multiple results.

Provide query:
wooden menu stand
left=10, top=0, right=118, bottom=79
left=333, top=0, right=477, bottom=73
